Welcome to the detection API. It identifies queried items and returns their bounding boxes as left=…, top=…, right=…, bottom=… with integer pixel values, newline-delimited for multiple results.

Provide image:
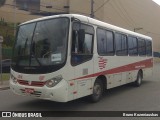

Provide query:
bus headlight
left=46, top=75, right=63, bottom=88
left=11, top=74, right=17, bottom=84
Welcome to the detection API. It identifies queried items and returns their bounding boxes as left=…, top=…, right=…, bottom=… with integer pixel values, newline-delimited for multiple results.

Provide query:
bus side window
left=128, top=36, right=138, bottom=56
left=71, top=30, right=77, bottom=53
left=97, top=28, right=106, bottom=55
left=138, top=38, right=146, bottom=56
left=72, top=30, right=93, bottom=54
left=115, top=33, right=128, bottom=56
left=83, top=34, right=93, bottom=54
left=97, top=28, right=114, bottom=56
left=71, top=23, right=94, bottom=66
left=146, top=40, right=152, bottom=56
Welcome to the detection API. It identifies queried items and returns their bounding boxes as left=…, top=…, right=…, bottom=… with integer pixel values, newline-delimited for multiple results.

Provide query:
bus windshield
left=12, top=17, right=69, bottom=74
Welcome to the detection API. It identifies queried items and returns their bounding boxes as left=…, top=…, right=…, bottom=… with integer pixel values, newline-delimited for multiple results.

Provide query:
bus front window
left=12, top=18, right=69, bottom=74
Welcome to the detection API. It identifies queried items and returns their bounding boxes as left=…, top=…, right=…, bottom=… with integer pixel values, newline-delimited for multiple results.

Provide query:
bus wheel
left=134, top=71, right=142, bottom=87
left=90, top=79, right=103, bottom=102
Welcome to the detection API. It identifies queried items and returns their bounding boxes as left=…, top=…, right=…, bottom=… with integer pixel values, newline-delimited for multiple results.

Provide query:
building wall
left=0, top=0, right=159, bottom=52
left=69, top=0, right=160, bottom=52
left=16, top=0, right=40, bottom=13
left=0, top=0, right=42, bottom=23
left=69, top=0, right=104, bottom=21
left=102, top=0, right=160, bottom=52
left=40, top=0, right=69, bottom=13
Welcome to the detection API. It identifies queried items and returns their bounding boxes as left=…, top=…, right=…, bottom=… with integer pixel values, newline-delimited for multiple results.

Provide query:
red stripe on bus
left=99, top=61, right=107, bottom=63
left=73, top=58, right=153, bottom=80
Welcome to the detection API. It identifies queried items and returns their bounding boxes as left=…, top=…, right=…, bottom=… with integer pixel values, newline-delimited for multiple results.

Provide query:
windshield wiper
left=29, top=40, right=42, bottom=66
left=31, top=53, right=42, bottom=66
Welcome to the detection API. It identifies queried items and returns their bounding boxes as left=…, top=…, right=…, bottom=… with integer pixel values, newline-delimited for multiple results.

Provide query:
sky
left=152, top=0, right=160, bottom=6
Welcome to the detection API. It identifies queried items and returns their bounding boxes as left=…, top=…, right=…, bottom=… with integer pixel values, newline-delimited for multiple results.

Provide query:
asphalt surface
left=0, top=63, right=160, bottom=120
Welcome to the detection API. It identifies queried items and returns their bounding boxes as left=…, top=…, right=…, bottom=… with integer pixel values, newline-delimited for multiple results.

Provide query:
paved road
left=0, top=63, right=160, bottom=120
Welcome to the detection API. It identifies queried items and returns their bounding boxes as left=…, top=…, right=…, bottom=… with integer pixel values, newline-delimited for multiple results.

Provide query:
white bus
left=10, top=14, right=153, bottom=102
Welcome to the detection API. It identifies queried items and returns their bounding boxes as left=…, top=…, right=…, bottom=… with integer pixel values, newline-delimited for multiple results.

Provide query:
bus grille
left=20, top=89, right=42, bottom=97
left=18, top=80, right=46, bottom=87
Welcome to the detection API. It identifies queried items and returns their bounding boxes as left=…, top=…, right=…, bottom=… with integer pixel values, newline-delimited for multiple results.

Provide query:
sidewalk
left=0, top=80, right=10, bottom=90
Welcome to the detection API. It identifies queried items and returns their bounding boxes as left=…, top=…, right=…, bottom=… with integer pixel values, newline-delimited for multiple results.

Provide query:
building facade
left=0, top=0, right=160, bottom=52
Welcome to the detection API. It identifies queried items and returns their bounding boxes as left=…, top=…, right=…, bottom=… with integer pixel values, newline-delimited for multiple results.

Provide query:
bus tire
left=90, top=79, right=103, bottom=103
left=134, top=71, right=142, bottom=87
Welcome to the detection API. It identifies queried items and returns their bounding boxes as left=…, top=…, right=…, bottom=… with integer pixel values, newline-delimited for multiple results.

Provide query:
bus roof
left=21, top=14, right=152, bottom=40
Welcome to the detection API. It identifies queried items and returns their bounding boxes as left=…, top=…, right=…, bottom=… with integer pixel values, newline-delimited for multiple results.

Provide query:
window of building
left=115, top=33, right=128, bottom=56
left=128, top=36, right=138, bottom=56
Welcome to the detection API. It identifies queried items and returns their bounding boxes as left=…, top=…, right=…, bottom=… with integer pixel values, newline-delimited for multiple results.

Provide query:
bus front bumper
left=9, top=79, right=69, bottom=102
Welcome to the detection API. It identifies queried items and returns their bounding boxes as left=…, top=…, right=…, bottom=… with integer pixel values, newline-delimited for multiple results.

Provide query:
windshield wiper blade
left=31, top=53, right=42, bottom=66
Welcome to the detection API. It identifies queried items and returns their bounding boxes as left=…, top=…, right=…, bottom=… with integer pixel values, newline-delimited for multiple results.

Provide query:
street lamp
left=0, top=36, right=3, bottom=83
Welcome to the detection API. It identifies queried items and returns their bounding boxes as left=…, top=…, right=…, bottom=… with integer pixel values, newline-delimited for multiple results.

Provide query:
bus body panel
left=10, top=14, right=153, bottom=102
left=73, top=60, right=94, bottom=99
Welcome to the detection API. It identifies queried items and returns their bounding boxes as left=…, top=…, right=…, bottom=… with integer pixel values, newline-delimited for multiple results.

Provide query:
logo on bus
left=98, top=57, right=107, bottom=70
left=39, top=76, right=45, bottom=81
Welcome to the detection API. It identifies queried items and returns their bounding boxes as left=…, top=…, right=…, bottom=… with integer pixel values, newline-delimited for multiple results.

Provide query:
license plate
left=25, top=88, right=34, bottom=94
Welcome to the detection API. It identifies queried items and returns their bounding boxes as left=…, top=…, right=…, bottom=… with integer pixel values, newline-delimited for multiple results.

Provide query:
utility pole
left=91, top=0, right=94, bottom=18
left=14, top=0, right=17, bottom=35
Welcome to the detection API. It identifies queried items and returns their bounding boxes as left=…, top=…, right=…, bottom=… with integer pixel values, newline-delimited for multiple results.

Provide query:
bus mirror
left=78, top=29, right=85, bottom=52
